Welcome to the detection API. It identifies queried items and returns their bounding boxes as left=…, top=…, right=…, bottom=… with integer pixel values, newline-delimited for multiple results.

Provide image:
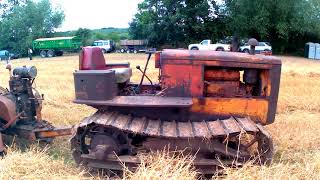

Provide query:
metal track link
left=72, top=110, right=273, bottom=175
left=78, top=110, right=260, bottom=138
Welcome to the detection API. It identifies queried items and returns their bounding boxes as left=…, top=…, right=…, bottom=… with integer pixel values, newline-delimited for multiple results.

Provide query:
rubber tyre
left=191, top=47, right=199, bottom=50
left=133, top=50, right=138, bottom=54
left=102, top=49, right=107, bottom=53
left=126, top=50, right=130, bottom=53
left=47, top=50, right=55, bottom=58
left=216, top=47, right=224, bottom=51
left=120, top=49, right=125, bottom=53
left=40, top=50, right=47, bottom=58
left=56, top=51, right=64, bottom=56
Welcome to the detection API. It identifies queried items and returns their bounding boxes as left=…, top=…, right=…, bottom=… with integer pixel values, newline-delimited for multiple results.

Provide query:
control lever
left=137, top=52, right=155, bottom=93
left=136, top=65, right=154, bottom=87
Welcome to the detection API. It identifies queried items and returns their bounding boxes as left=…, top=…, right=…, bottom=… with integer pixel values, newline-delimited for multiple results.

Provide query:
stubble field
left=0, top=53, right=319, bottom=179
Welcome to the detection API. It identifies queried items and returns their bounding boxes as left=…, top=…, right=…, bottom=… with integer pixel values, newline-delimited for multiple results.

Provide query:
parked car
left=9, top=52, right=20, bottom=59
left=239, top=42, right=272, bottom=53
left=0, top=50, right=9, bottom=61
left=92, top=40, right=115, bottom=53
left=188, top=40, right=231, bottom=51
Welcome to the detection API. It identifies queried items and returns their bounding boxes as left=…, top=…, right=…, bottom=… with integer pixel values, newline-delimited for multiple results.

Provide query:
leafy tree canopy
left=130, top=0, right=320, bottom=53
left=129, top=0, right=226, bottom=47
left=75, top=28, right=93, bottom=46
left=224, top=0, right=320, bottom=53
left=0, top=0, right=64, bottom=55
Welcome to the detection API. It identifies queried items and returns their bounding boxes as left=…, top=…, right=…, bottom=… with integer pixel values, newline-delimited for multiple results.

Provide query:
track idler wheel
left=70, top=125, right=134, bottom=167
left=90, top=134, right=120, bottom=160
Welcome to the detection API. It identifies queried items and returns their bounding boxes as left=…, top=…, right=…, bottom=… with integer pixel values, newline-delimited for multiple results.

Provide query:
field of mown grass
left=0, top=53, right=319, bottom=179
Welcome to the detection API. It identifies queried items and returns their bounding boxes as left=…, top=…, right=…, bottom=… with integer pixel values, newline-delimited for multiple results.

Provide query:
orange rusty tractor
left=70, top=40, right=281, bottom=174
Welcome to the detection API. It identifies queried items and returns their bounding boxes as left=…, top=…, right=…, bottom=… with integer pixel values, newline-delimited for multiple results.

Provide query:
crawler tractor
left=71, top=42, right=281, bottom=174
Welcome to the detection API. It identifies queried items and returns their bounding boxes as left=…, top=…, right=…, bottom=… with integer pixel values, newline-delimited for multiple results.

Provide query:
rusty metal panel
left=161, top=64, right=203, bottom=97
left=221, top=117, right=242, bottom=134
left=205, top=81, right=239, bottom=97
left=162, top=121, right=177, bottom=137
left=144, top=119, right=161, bottom=136
left=160, top=50, right=281, bottom=65
left=74, top=96, right=193, bottom=107
left=204, top=69, right=240, bottom=81
left=0, top=95, right=16, bottom=125
left=192, top=121, right=210, bottom=138
left=35, top=127, right=73, bottom=138
left=207, top=120, right=226, bottom=136
left=236, top=117, right=258, bottom=132
left=191, top=98, right=269, bottom=125
left=177, top=122, right=194, bottom=137
left=74, top=70, right=117, bottom=101
left=128, top=117, right=146, bottom=133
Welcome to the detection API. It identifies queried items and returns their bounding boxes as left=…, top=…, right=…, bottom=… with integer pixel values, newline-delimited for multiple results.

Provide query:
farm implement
left=0, top=39, right=281, bottom=175
left=0, top=65, right=73, bottom=144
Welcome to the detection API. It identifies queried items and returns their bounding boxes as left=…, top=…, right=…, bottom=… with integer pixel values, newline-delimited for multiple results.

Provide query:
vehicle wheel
left=126, top=49, right=130, bottom=53
left=216, top=47, right=224, bottom=51
left=191, top=47, right=199, bottom=50
left=120, top=49, right=125, bottom=53
left=40, top=50, right=47, bottom=58
left=243, top=49, right=250, bottom=54
left=133, top=50, right=138, bottom=54
left=102, top=49, right=107, bottom=53
left=47, top=50, right=55, bottom=58
left=56, top=51, right=64, bottom=56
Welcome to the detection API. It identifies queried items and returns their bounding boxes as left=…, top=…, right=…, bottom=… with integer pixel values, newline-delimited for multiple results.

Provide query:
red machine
left=71, top=45, right=281, bottom=174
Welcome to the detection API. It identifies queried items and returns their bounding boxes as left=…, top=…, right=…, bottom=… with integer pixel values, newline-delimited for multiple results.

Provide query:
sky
left=50, top=0, right=144, bottom=31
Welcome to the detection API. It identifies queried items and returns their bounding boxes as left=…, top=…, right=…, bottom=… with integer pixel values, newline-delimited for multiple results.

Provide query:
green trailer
left=32, top=36, right=82, bottom=58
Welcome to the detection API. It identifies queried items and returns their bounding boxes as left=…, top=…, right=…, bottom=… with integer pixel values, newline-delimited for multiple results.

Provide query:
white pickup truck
left=188, top=40, right=231, bottom=51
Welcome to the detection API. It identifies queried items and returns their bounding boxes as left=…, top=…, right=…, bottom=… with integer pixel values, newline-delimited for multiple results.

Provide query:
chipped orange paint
left=161, top=64, right=203, bottom=96
left=35, top=127, right=73, bottom=138
left=206, top=81, right=240, bottom=97
left=204, top=69, right=240, bottom=81
left=191, top=98, right=269, bottom=124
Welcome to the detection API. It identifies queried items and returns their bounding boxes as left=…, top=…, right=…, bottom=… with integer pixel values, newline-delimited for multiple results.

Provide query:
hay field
left=0, top=54, right=320, bottom=179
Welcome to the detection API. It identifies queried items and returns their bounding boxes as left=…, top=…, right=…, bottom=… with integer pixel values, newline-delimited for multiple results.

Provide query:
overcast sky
left=51, top=0, right=143, bottom=31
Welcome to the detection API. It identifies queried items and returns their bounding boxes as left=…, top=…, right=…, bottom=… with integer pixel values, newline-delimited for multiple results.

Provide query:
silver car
left=239, top=42, right=272, bottom=53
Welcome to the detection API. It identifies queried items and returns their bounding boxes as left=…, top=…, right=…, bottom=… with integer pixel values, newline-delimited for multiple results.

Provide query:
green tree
left=224, top=0, right=320, bottom=53
left=0, top=0, right=64, bottom=55
left=75, top=28, right=92, bottom=46
left=129, top=0, right=224, bottom=47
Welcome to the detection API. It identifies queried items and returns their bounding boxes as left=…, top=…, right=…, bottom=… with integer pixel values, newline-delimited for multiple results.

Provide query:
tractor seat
left=79, top=47, right=132, bottom=83
left=112, top=67, right=132, bottom=83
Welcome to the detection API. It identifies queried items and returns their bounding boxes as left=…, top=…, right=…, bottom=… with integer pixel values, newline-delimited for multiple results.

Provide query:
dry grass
left=0, top=54, right=319, bottom=179
left=0, top=146, right=89, bottom=180
left=123, top=151, right=198, bottom=180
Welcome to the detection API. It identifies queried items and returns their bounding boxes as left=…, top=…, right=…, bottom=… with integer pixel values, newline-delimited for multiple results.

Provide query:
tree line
left=129, top=0, right=320, bottom=54
left=0, top=0, right=64, bottom=55
left=1, top=0, right=319, bottom=55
